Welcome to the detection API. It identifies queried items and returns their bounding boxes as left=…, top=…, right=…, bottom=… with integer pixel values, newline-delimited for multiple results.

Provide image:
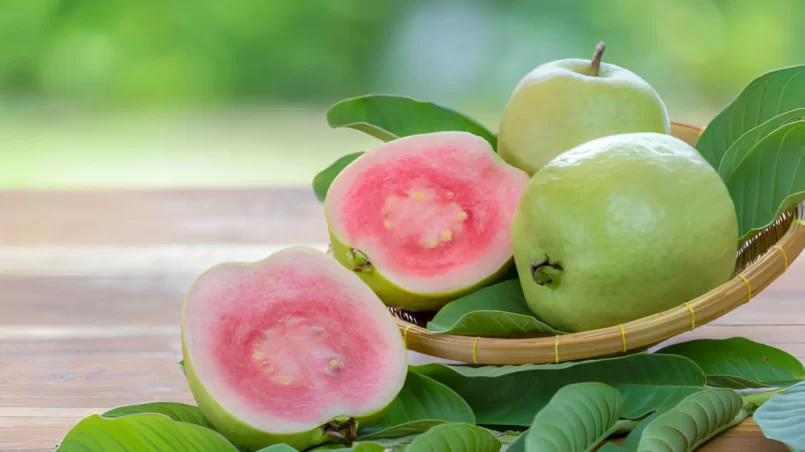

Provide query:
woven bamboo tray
left=390, top=122, right=805, bottom=365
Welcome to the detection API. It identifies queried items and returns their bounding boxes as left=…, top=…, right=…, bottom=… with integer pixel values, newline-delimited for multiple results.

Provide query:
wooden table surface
left=1, top=188, right=802, bottom=451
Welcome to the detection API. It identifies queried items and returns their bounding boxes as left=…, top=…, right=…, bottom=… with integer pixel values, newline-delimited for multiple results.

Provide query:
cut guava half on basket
left=324, top=131, right=530, bottom=311
left=181, top=246, right=408, bottom=451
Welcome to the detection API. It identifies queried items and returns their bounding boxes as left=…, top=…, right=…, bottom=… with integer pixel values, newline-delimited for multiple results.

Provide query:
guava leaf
left=311, top=434, right=415, bottom=451
left=404, top=423, right=501, bottom=452
left=597, top=409, right=667, bottom=452
left=412, top=353, right=705, bottom=427
left=634, top=388, right=746, bottom=452
left=358, top=370, right=474, bottom=439
left=616, top=385, right=705, bottom=419
left=312, top=151, right=365, bottom=202
left=525, top=382, right=625, bottom=452
left=718, top=109, right=805, bottom=179
left=696, top=65, right=805, bottom=170
left=426, top=279, right=566, bottom=337
left=718, top=120, right=805, bottom=240
left=313, top=443, right=390, bottom=452
left=358, top=420, right=446, bottom=441
left=55, top=413, right=238, bottom=451
left=655, top=337, right=805, bottom=389
left=326, top=94, right=497, bottom=148
left=494, top=430, right=525, bottom=450
left=102, top=402, right=212, bottom=428
left=504, top=430, right=527, bottom=452
left=256, top=445, right=299, bottom=452
left=754, top=382, right=805, bottom=451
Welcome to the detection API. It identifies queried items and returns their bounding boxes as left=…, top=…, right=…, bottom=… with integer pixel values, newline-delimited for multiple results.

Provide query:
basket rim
left=394, top=122, right=805, bottom=365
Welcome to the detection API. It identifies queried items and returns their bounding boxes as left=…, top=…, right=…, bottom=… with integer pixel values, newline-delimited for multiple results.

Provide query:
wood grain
left=0, top=188, right=329, bottom=246
left=1, top=188, right=801, bottom=451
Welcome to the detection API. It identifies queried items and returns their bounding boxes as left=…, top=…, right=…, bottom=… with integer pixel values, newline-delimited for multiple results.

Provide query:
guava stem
left=530, top=258, right=563, bottom=286
left=591, top=41, right=606, bottom=76
left=324, top=417, right=357, bottom=443
left=346, top=248, right=373, bottom=273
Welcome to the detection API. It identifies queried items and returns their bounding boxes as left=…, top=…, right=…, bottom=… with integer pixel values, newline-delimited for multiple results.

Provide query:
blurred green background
left=2, top=0, right=803, bottom=190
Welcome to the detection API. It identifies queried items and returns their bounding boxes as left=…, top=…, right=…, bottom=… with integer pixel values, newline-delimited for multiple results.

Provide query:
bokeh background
left=2, top=0, right=803, bottom=190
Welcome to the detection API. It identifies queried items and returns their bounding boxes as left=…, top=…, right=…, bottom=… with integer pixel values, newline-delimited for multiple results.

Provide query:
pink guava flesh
left=183, top=247, right=407, bottom=433
left=325, top=132, right=530, bottom=294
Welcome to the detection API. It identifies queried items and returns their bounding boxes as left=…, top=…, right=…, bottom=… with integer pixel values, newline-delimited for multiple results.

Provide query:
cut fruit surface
left=324, top=132, right=529, bottom=311
left=181, top=246, right=407, bottom=450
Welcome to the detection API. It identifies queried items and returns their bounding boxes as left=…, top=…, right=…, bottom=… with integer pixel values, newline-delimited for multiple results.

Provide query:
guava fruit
left=511, top=132, right=739, bottom=333
left=497, top=41, right=671, bottom=175
left=324, top=131, right=530, bottom=312
left=181, top=246, right=408, bottom=451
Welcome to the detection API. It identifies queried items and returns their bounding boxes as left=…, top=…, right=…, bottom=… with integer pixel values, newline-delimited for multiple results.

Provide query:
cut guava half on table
left=181, top=246, right=408, bottom=451
left=324, top=131, right=530, bottom=311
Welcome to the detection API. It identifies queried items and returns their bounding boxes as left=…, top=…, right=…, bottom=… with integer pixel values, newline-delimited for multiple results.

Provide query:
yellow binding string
left=684, top=303, right=696, bottom=330
left=618, top=324, right=627, bottom=353
left=554, top=335, right=560, bottom=364
left=793, top=218, right=805, bottom=226
left=737, top=274, right=752, bottom=301
left=771, top=245, right=789, bottom=271
left=472, top=337, right=480, bottom=364
left=402, top=324, right=415, bottom=348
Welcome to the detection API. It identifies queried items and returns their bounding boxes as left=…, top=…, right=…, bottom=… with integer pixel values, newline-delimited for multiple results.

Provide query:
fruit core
left=380, top=186, right=469, bottom=250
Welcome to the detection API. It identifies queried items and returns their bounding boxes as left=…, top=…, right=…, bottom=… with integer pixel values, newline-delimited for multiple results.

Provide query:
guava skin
left=511, top=132, right=739, bottom=333
left=498, top=56, right=670, bottom=175
left=327, top=231, right=514, bottom=312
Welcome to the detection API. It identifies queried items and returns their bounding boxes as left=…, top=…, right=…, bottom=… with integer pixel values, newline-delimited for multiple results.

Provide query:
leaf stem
left=612, top=419, right=641, bottom=434
left=740, top=387, right=789, bottom=414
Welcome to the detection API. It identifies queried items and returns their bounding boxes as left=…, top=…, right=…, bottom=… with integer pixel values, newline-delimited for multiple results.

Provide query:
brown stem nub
left=591, top=41, right=606, bottom=76
left=324, top=418, right=357, bottom=443
left=530, top=258, right=563, bottom=286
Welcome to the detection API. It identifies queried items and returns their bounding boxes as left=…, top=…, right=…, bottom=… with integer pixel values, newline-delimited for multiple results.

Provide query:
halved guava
left=181, top=246, right=408, bottom=451
left=324, top=131, right=530, bottom=311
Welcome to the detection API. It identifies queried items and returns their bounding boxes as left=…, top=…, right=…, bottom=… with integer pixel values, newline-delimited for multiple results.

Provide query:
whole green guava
left=497, top=42, right=670, bottom=176
left=511, top=132, right=739, bottom=333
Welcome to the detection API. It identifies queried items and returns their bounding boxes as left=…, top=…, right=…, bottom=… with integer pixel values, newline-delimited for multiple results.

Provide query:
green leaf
left=495, top=430, right=525, bottom=450
left=718, top=120, right=805, bottom=240
left=326, top=94, right=497, bottom=148
left=312, top=151, right=365, bottom=202
left=102, top=402, right=212, bottom=428
left=655, top=337, right=805, bottom=389
left=413, top=353, right=705, bottom=427
left=179, top=359, right=185, bottom=375
left=617, top=385, right=705, bottom=419
left=358, top=420, right=446, bottom=441
left=718, top=109, right=805, bottom=179
left=405, top=423, right=501, bottom=452
left=56, top=413, right=238, bottom=451
left=314, top=443, right=389, bottom=452
left=426, top=279, right=566, bottom=337
left=597, top=409, right=667, bottom=452
left=696, top=65, right=805, bottom=170
left=754, top=381, right=805, bottom=451
left=359, top=370, right=475, bottom=439
left=504, top=431, right=527, bottom=452
left=635, top=388, right=746, bottom=452
left=257, top=445, right=299, bottom=452
left=525, top=382, right=625, bottom=452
